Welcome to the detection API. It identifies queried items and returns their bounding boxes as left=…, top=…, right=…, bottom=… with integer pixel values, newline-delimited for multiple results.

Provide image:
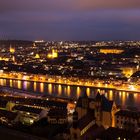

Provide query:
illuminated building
left=13, top=105, right=47, bottom=125
left=34, top=40, right=44, bottom=43
left=76, top=92, right=117, bottom=127
left=47, top=49, right=58, bottom=59
left=70, top=92, right=118, bottom=140
left=9, top=45, right=15, bottom=53
left=6, top=101, right=15, bottom=111
left=34, top=40, right=46, bottom=47
left=34, top=54, right=40, bottom=59
left=100, top=49, right=124, bottom=54
left=121, top=67, right=137, bottom=78
left=0, top=57, right=9, bottom=61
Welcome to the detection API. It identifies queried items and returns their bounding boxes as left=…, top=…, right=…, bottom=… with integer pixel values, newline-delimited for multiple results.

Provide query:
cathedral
left=70, top=92, right=118, bottom=140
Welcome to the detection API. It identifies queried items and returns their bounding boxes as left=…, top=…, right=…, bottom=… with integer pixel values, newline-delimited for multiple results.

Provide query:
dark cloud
left=0, top=0, right=140, bottom=40
left=0, top=0, right=140, bottom=14
left=0, top=0, right=73, bottom=13
left=75, top=0, right=140, bottom=10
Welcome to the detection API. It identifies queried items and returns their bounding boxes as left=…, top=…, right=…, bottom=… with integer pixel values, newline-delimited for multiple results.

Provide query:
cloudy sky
left=0, top=0, right=140, bottom=41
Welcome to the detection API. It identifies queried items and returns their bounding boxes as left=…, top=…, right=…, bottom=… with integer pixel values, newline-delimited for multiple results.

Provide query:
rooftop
left=115, top=110, right=140, bottom=118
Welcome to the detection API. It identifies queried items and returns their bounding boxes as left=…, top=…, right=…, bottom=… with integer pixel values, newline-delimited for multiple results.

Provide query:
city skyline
left=1, top=1, right=140, bottom=139
left=0, top=0, right=140, bottom=41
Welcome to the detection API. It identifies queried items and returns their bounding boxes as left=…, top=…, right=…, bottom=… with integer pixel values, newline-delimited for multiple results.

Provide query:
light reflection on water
left=58, top=84, right=62, bottom=95
left=3, top=79, right=6, bottom=86
left=67, top=86, right=70, bottom=97
left=0, top=78, right=140, bottom=109
left=76, top=86, right=80, bottom=98
left=10, top=79, right=13, bottom=87
left=23, top=81, right=28, bottom=90
left=86, top=88, right=90, bottom=97
left=34, top=82, right=37, bottom=92
left=122, top=92, right=126, bottom=107
left=0, top=79, right=3, bottom=86
left=48, top=83, right=52, bottom=94
left=17, top=80, right=22, bottom=89
left=40, top=82, right=44, bottom=93
left=109, top=90, right=113, bottom=100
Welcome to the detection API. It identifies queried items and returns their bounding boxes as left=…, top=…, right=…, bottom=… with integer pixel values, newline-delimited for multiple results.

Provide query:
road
left=0, top=71, right=140, bottom=93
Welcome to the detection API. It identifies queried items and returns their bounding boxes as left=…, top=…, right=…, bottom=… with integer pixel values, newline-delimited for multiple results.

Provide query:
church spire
left=82, top=90, right=88, bottom=98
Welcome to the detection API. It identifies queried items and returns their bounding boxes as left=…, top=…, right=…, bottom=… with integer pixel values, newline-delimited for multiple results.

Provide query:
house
left=0, top=99, right=8, bottom=108
left=47, top=108, right=67, bottom=124
left=98, top=127, right=138, bottom=140
left=13, top=105, right=48, bottom=125
left=0, top=109, right=18, bottom=126
left=115, top=110, right=140, bottom=132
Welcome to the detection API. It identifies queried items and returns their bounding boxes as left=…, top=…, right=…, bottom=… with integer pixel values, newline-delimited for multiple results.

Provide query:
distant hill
left=0, top=40, right=33, bottom=47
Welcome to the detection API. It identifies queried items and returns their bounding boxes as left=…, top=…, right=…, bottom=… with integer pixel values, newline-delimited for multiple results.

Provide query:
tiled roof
left=95, top=92, right=102, bottom=101
left=99, top=127, right=136, bottom=139
left=13, top=105, right=42, bottom=114
left=76, top=97, right=84, bottom=108
left=76, top=92, right=113, bottom=112
left=101, top=95, right=113, bottom=112
left=48, top=108, right=67, bottom=117
left=76, top=95, right=94, bottom=108
left=115, top=110, right=140, bottom=118
left=77, top=111, right=95, bottom=130
left=0, top=99, right=8, bottom=108
left=0, top=96, right=67, bottom=108
left=81, top=124, right=105, bottom=139
left=0, top=109, right=17, bottom=121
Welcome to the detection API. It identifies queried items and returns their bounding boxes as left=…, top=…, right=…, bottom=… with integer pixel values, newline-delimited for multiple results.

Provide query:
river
left=0, top=78, right=140, bottom=110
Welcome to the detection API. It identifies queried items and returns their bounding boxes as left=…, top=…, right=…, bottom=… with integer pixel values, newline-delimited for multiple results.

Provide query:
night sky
left=0, top=0, right=140, bottom=41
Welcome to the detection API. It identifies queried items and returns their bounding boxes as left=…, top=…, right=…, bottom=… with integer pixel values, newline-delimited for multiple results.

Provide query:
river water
left=0, top=78, right=140, bottom=110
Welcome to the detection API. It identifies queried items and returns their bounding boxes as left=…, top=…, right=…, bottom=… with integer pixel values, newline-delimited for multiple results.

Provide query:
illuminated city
left=0, top=0, right=140, bottom=140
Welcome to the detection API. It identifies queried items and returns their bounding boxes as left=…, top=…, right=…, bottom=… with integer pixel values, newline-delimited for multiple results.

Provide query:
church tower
left=75, top=91, right=89, bottom=120
left=95, top=92, right=102, bottom=125
left=81, top=91, right=89, bottom=109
